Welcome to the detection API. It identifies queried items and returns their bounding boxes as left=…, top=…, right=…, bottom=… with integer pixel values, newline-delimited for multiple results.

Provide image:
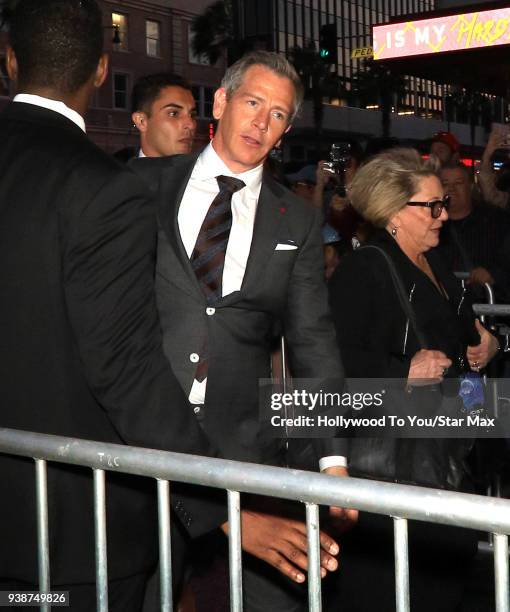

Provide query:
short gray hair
left=349, top=148, right=440, bottom=228
left=220, top=51, right=304, bottom=122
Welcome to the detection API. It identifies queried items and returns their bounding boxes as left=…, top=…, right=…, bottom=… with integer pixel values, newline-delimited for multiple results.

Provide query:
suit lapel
left=159, top=154, right=203, bottom=294
left=158, top=162, right=286, bottom=307
left=237, top=172, right=286, bottom=296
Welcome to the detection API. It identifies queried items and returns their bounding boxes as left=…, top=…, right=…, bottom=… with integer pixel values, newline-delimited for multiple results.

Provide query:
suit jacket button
left=206, top=307, right=216, bottom=316
left=190, top=353, right=199, bottom=363
left=193, top=406, right=201, bottom=415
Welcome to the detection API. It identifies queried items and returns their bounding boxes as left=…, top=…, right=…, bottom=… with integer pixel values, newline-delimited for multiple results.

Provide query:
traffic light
left=319, top=23, right=337, bottom=64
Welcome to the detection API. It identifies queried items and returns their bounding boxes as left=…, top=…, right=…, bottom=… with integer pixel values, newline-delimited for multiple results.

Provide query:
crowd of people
left=1, top=1, right=508, bottom=611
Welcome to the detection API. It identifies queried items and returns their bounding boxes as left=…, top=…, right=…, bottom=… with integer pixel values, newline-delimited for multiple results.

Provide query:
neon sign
left=373, top=7, right=510, bottom=60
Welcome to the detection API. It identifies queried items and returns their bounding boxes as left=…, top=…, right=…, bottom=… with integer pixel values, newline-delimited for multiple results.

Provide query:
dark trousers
left=325, top=512, right=478, bottom=612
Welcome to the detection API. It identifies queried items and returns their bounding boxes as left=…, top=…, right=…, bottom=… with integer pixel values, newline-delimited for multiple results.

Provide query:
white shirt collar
left=138, top=148, right=146, bottom=158
left=13, top=93, right=86, bottom=133
left=193, top=142, right=263, bottom=197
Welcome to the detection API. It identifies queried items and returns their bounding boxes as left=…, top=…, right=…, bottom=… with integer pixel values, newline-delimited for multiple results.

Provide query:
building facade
left=238, top=0, right=504, bottom=163
left=0, top=0, right=225, bottom=153
left=271, top=0, right=442, bottom=118
left=0, top=0, right=505, bottom=159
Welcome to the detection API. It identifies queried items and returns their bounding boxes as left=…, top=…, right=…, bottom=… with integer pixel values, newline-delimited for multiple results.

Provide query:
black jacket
left=329, top=229, right=479, bottom=380
left=0, top=102, right=217, bottom=584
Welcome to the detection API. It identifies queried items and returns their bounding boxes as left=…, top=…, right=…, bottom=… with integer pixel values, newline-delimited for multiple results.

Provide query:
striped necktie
left=191, top=175, right=245, bottom=382
left=191, top=175, right=246, bottom=304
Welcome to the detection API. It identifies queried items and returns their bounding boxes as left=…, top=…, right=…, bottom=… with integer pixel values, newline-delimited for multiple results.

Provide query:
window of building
left=203, top=88, right=214, bottom=118
left=112, top=12, right=128, bottom=51
left=0, top=56, right=9, bottom=97
left=146, top=20, right=160, bottom=57
left=192, top=86, right=214, bottom=118
left=113, top=73, right=129, bottom=109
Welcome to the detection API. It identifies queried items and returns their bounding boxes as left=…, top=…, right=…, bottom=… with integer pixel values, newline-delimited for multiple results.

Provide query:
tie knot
left=216, top=175, right=245, bottom=194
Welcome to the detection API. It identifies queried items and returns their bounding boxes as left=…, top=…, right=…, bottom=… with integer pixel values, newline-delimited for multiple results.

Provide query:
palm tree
left=289, top=41, right=347, bottom=155
left=0, top=0, right=13, bottom=29
left=444, top=87, right=494, bottom=165
left=190, top=0, right=246, bottom=66
left=351, top=60, right=406, bottom=138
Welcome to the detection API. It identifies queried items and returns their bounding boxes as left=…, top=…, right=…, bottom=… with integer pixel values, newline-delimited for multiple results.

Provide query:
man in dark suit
left=0, top=1, right=223, bottom=609
left=131, top=73, right=197, bottom=158
left=132, top=51, right=355, bottom=611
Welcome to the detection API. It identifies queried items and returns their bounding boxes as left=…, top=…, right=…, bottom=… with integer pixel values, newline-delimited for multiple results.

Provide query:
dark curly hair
left=132, top=73, right=193, bottom=115
left=9, top=0, right=103, bottom=94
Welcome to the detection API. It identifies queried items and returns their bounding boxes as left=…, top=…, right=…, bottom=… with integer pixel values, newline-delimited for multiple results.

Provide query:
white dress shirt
left=13, top=93, right=86, bottom=132
left=178, top=142, right=262, bottom=405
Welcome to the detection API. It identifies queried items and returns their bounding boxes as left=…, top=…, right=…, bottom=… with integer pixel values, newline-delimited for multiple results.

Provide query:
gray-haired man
left=132, top=51, right=355, bottom=610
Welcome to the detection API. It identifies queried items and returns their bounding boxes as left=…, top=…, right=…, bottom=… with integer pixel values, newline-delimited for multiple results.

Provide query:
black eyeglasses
left=407, top=195, right=450, bottom=219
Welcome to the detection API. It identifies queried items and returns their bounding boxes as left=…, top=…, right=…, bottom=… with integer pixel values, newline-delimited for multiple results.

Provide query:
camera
left=326, top=142, right=352, bottom=196
left=491, top=147, right=510, bottom=173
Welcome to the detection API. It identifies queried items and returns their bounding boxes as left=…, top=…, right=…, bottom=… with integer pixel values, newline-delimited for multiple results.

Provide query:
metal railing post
left=157, top=479, right=173, bottom=612
left=306, top=503, right=322, bottom=612
left=494, top=533, right=509, bottom=612
left=93, top=469, right=108, bottom=612
left=35, top=459, right=50, bottom=612
left=394, top=517, right=410, bottom=612
left=228, top=490, right=243, bottom=612
left=4, top=430, right=510, bottom=612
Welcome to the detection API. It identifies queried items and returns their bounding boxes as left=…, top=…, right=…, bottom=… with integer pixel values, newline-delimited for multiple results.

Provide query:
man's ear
left=132, top=112, right=147, bottom=133
left=93, top=54, right=109, bottom=89
left=212, top=87, right=227, bottom=121
left=6, top=47, right=18, bottom=81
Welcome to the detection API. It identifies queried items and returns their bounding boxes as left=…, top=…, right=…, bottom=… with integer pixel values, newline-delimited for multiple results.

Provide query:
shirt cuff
left=319, top=456, right=347, bottom=471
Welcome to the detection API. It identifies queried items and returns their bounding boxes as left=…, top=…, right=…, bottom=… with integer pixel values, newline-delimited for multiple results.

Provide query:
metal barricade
left=0, top=428, right=509, bottom=612
left=454, top=275, right=510, bottom=545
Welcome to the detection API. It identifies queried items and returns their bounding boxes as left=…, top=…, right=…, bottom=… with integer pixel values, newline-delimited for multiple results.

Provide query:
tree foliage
left=351, top=60, right=407, bottom=137
left=190, top=0, right=246, bottom=65
left=289, top=41, right=347, bottom=154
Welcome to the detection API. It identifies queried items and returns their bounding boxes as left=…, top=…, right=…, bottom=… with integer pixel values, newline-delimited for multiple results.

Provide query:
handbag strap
left=361, top=245, right=428, bottom=350
left=360, top=245, right=427, bottom=486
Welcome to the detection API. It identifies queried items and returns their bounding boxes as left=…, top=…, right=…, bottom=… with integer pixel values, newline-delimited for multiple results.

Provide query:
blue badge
left=458, top=372, right=485, bottom=412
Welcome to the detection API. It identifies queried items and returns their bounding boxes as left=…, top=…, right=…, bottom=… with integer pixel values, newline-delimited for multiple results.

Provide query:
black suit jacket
left=0, top=103, right=220, bottom=584
left=130, top=152, right=346, bottom=466
left=329, top=229, right=480, bottom=379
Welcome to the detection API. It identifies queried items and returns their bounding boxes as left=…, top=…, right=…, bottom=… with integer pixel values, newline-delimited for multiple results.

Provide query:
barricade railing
left=0, top=428, right=509, bottom=612
left=457, top=278, right=510, bottom=501
left=454, top=274, right=507, bottom=459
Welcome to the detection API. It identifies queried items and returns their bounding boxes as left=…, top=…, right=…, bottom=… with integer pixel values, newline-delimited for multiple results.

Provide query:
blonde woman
left=327, top=148, right=498, bottom=611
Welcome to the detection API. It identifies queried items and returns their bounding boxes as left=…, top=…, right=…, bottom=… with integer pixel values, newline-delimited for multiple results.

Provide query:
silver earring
left=391, top=226, right=398, bottom=236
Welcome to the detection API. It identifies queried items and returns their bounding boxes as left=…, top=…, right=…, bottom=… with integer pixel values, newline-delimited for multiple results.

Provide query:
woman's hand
left=407, top=349, right=452, bottom=385
left=466, top=319, right=500, bottom=371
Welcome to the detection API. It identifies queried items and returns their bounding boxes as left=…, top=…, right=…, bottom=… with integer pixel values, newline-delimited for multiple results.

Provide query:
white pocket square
left=275, top=243, right=298, bottom=251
